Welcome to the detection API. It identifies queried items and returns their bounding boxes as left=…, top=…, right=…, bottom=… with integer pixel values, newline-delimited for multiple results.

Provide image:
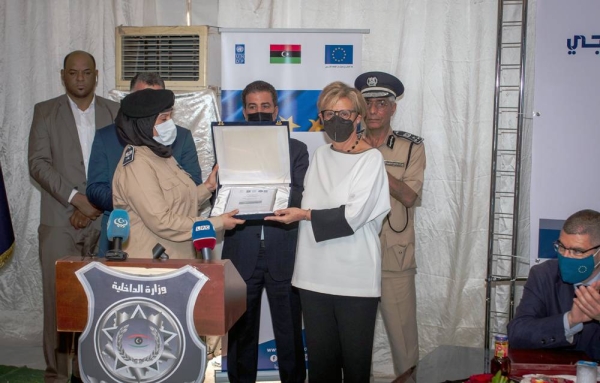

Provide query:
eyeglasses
left=366, top=99, right=391, bottom=110
left=553, top=240, right=600, bottom=257
left=321, top=110, right=357, bottom=121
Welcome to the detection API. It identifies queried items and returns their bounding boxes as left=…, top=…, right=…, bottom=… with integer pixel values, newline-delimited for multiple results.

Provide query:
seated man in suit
left=86, top=72, right=202, bottom=256
left=508, top=209, right=600, bottom=359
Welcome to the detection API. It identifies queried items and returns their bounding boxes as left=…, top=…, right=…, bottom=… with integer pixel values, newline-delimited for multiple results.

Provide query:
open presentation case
left=209, top=121, right=291, bottom=220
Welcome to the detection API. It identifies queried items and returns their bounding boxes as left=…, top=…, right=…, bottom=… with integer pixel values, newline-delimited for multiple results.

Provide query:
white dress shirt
left=67, top=95, right=96, bottom=202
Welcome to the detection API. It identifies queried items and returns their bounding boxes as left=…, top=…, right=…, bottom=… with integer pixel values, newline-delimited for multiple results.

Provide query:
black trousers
left=227, top=250, right=306, bottom=383
left=299, top=288, right=379, bottom=383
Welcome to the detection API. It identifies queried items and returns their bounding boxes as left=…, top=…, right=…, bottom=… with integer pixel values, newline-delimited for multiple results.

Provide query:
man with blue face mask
left=508, top=209, right=600, bottom=359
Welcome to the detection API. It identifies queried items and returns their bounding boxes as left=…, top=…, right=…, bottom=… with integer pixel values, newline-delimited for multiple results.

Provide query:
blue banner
left=221, top=90, right=323, bottom=132
left=538, top=219, right=563, bottom=259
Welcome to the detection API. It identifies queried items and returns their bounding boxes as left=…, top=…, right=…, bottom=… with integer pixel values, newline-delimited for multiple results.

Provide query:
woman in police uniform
left=112, top=89, right=244, bottom=258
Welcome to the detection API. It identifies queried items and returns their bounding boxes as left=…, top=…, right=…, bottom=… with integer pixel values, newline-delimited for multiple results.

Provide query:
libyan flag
left=0, top=163, right=14, bottom=269
left=270, top=44, right=301, bottom=64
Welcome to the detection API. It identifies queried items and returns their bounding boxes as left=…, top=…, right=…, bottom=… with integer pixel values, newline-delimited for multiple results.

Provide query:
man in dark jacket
left=223, top=80, right=309, bottom=383
left=508, top=209, right=600, bottom=359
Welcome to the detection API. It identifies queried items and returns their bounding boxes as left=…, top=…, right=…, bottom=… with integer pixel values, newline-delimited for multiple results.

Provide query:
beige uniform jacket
left=113, top=145, right=221, bottom=259
left=377, top=130, right=426, bottom=275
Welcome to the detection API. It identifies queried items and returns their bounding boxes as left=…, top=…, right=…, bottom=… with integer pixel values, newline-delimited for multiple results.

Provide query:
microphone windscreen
left=192, top=220, right=217, bottom=251
left=107, top=209, right=130, bottom=241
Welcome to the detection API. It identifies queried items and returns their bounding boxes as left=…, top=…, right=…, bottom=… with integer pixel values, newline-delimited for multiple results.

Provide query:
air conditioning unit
left=115, top=26, right=220, bottom=91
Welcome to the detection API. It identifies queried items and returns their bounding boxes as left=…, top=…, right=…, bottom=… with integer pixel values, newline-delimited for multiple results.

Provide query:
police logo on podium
left=76, top=262, right=208, bottom=383
left=96, top=298, right=183, bottom=381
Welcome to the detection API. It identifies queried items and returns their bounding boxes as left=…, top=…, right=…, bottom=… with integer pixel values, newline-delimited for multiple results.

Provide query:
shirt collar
left=67, top=94, right=96, bottom=113
left=576, top=268, right=600, bottom=287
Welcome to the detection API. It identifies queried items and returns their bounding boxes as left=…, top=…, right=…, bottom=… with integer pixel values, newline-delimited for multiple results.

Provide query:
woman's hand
left=264, top=208, right=310, bottom=224
left=204, top=164, right=219, bottom=193
left=220, top=209, right=245, bottom=230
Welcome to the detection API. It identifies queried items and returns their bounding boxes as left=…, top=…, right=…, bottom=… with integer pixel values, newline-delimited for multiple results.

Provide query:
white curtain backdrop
left=0, top=0, right=515, bottom=379
left=0, top=0, right=155, bottom=345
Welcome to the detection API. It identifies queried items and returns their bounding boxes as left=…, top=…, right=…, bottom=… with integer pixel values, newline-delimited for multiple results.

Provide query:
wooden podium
left=55, top=256, right=246, bottom=336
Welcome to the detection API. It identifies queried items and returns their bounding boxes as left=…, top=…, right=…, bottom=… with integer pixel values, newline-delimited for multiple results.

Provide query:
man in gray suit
left=28, top=50, right=119, bottom=383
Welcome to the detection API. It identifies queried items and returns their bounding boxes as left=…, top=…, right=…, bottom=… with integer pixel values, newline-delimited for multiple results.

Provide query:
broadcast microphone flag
left=107, top=209, right=130, bottom=241
left=192, top=220, right=216, bottom=261
left=106, top=209, right=130, bottom=260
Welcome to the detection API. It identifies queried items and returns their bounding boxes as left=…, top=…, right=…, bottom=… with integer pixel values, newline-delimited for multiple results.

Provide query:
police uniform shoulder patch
left=393, top=130, right=424, bottom=144
left=122, top=145, right=135, bottom=166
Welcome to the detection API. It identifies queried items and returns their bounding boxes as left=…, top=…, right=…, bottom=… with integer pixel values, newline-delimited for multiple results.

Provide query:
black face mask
left=323, top=115, right=355, bottom=142
left=246, top=112, right=274, bottom=122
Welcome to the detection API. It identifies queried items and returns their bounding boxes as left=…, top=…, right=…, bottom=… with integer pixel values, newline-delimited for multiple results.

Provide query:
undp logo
left=235, top=44, right=245, bottom=64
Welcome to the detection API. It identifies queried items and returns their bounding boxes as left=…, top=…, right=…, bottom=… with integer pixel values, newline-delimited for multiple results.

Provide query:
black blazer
left=222, top=138, right=309, bottom=281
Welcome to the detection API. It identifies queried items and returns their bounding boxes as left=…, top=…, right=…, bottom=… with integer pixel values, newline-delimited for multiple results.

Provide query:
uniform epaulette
left=122, top=145, right=135, bottom=166
left=393, top=130, right=424, bottom=144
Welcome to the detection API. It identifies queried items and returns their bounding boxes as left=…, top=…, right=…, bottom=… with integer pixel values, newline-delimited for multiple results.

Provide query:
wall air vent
left=115, top=26, right=220, bottom=91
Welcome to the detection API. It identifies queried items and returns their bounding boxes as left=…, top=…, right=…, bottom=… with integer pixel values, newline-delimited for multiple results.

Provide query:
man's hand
left=71, top=192, right=102, bottom=219
left=387, top=171, right=418, bottom=207
left=70, top=209, right=91, bottom=230
left=568, top=303, right=592, bottom=328
left=572, top=282, right=600, bottom=321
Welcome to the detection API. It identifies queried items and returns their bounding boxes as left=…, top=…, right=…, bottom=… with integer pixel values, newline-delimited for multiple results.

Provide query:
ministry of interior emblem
left=95, top=298, right=183, bottom=382
left=76, top=262, right=208, bottom=382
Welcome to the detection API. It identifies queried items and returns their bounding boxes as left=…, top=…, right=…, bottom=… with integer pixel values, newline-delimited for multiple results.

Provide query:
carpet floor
left=0, top=365, right=45, bottom=382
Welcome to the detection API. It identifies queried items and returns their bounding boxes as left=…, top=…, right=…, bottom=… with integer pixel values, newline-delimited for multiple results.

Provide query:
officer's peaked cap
left=354, top=71, right=404, bottom=99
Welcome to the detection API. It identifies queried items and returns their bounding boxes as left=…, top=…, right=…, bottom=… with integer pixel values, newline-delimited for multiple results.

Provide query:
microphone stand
left=152, top=243, right=169, bottom=261
left=105, top=237, right=128, bottom=261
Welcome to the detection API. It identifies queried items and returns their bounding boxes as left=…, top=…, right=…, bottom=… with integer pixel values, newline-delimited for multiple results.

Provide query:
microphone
left=106, top=209, right=130, bottom=261
left=192, top=220, right=216, bottom=261
left=152, top=243, right=169, bottom=260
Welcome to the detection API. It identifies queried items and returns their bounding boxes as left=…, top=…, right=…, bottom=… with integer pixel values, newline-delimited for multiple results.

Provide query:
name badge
left=384, top=160, right=405, bottom=168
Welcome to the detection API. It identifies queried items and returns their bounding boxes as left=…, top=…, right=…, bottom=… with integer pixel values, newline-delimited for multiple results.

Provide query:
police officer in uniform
left=355, top=71, right=426, bottom=377
left=112, top=89, right=244, bottom=259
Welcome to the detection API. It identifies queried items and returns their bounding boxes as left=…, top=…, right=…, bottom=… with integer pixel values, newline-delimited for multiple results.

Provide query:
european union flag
left=325, top=45, right=353, bottom=65
left=0, top=163, right=14, bottom=269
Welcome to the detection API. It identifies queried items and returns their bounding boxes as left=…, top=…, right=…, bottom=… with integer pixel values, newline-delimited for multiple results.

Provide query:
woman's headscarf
left=116, top=88, right=176, bottom=158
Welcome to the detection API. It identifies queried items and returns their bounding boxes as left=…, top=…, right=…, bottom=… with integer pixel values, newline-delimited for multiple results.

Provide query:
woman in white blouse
left=266, top=81, right=391, bottom=383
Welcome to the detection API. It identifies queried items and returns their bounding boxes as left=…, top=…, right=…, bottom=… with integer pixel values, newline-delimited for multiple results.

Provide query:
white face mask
left=153, top=119, right=177, bottom=146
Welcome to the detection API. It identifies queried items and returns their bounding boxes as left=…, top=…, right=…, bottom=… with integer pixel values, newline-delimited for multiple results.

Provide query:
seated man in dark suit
left=86, top=72, right=202, bottom=256
left=508, top=209, right=600, bottom=359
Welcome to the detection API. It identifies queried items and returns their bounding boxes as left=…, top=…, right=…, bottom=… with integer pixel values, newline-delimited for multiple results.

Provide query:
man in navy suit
left=223, top=81, right=309, bottom=383
left=508, top=209, right=600, bottom=359
left=86, top=73, right=202, bottom=256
